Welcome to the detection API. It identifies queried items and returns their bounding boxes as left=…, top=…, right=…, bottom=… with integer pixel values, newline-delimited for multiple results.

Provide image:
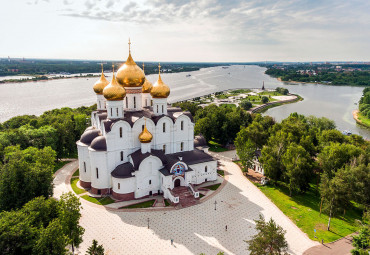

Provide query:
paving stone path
left=53, top=160, right=317, bottom=255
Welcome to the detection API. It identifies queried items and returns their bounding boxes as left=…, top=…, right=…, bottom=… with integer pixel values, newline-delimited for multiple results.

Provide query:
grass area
left=357, top=112, right=370, bottom=128
left=255, top=94, right=303, bottom=114
left=73, top=169, right=79, bottom=177
left=121, top=199, right=156, bottom=209
left=256, top=181, right=362, bottom=243
left=164, top=199, right=171, bottom=207
left=204, top=183, right=222, bottom=191
left=216, top=94, right=229, bottom=99
left=199, top=193, right=205, bottom=198
left=219, top=104, right=236, bottom=109
left=70, top=178, right=86, bottom=195
left=81, top=195, right=115, bottom=205
left=217, top=170, right=225, bottom=176
left=53, top=160, right=69, bottom=173
left=229, top=89, right=252, bottom=94
left=208, top=140, right=228, bottom=152
left=259, top=91, right=284, bottom=96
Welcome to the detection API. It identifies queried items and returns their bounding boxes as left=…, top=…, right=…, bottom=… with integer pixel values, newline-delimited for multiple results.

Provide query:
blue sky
left=1, top=0, right=369, bottom=62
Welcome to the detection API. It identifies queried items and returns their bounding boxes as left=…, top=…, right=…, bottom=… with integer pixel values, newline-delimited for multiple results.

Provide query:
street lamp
left=214, top=200, right=217, bottom=211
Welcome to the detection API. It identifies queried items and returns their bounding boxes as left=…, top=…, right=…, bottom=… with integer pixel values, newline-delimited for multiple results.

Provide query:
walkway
left=303, top=235, right=354, bottom=255
left=53, top=160, right=317, bottom=255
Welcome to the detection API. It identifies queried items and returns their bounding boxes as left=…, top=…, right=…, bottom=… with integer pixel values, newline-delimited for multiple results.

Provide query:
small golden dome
left=150, top=63, right=170, bottom=98
left=103, top=65, right=126, bottom=101
left=93, top=64, right=109, bottom=94
left=139, top=119, right=153, bottom=143
left=116, top=39, right=145, bottom=88
left=142, top=63, right=153, bottom=93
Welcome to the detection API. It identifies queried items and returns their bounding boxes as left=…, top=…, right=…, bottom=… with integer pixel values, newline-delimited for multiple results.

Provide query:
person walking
left=171, top=239, right=174, bottom=245
left=225, top=225, right=227, bottom=231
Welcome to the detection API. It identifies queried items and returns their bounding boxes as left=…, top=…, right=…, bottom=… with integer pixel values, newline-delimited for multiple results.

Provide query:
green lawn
left=204, top=183, right=222, bottom=191
left=216, top=94, right=229, bottom=99
left=121, top=199, right=156, bottom=209
left=73, top=169, right=79, bottom=177
left=259, top=91, right=284, bottom=96
left=81, top=195, right=115, bottom=205
left=256, top=181, right=362, bottom=243
left=164, top=199, right=171, bottom=207
left=208, top=140, right=228, bottom=152
left=229, top=89, right=252, bottom=94
left=53, top=160, right=69, bottom=173
left=217, top=170, right=225, bottom=176
left=70, top=178, right=86, bottom=195
left=199, top=193, right=205, bottom=198
left=357, top=112, right=370, bottom=128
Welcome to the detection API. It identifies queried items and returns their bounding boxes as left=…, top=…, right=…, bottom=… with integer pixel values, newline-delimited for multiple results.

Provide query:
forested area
left=0, top=106, right=96, bottom=254
left=235, top=113, right=370, bottom=232
left=265, top=66, right=370, bottom=86
left=359, top=87, right=370, bottom=119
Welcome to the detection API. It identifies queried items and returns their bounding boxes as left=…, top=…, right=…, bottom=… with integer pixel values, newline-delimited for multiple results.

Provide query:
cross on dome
left=158, top=63, right=161, bottom=74
left=128, top=38, right=131, bottom=53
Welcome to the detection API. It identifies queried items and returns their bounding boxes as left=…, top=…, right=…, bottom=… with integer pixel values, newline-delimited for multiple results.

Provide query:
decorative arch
left=170, top=162, right=188, bottom=175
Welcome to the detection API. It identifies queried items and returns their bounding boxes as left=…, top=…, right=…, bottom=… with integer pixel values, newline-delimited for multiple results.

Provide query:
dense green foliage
left=265, top=65, right=370, bottom=86
left=86, top=239, right=105, bottom=255
left=0, top=105, right=96, bottom=160
left=246, top=215, right=288, bottom=255
left=0, top=194, right=83, bottom=255
left=359, top=87, right=370, bottom=119
left=0, top=58, right=223, bottom=77
left=235, top=112, right=369, bottom=230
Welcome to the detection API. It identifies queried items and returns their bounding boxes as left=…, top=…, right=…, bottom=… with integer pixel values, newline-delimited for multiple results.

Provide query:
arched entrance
left=174, top=179, right=181, bottom=188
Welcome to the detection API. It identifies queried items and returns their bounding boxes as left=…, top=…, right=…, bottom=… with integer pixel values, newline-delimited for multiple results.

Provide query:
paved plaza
left=54, top=160, right=318, bottom=255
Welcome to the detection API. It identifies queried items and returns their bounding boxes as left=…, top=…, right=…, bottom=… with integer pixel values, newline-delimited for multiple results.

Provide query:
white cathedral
left=76, top=42, right=217, bottom=204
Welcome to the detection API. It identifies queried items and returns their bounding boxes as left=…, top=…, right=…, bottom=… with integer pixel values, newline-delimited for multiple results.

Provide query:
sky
left=1, top=0, right=369, bottom=62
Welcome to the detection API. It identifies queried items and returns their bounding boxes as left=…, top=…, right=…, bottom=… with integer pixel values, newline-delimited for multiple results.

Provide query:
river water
left=0, top=65, right=368, bottom=138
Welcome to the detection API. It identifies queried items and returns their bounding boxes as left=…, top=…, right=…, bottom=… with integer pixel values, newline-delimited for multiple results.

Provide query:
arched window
left=110, top=108, right=113, bottom=116
left=119, top=127, right=123, bottom=138
left=96, top=168, right=99, bottom=179
left=134, top=96, right=136, bottom=108
left=149, top=180, right=152, bottom=185
left=163, top=144, right=166, bottom=153
left=157, top=105, right=158, bottom=113
left=162, top=105, right=164, bottom=113
left=116, top=108, right=119, bottom=116
left=180, top=142, right=184, bottom=151
left=181, top=121, right=184, bottom=130
left=126, top=98, right=128, bottom=108
left=205, top=166, right=208, bottom=173
left=163, top=123, right=166, bottom=132
left=142, top=125, right=144, bottom=131
left=84, top=162, right=86, bottom=172
left=118, top=183, right=120, bottom=189
left=120, top=151, right=124, bottom=161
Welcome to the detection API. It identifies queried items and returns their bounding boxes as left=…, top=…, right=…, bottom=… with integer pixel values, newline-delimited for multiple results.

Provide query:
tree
left=282, top=144, right=313, bottom=196
left=235, top=128, right=256, bottom=169
left=246, top=215, right=288, bottom=255
left=240, top=100, right=252, bottom=110
left=32, top=219, right=69, bottom=255
left=58, top=192, right=85, bottom=254
left=86, top=239, right=105, bottom=255
left=351, top=226, right=369, bottom=255
left=262, top=96, right=269, bottom=104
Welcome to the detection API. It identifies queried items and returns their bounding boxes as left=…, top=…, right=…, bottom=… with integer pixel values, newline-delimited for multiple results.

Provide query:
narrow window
left=162, top=105, right=164, bottom=113
left=181, top=121, right=184, bottom=130
left=134, top=96, right=136, bottom=108
left=118, top=183, right=120, bottom=189
left=142, top=125, right=144, bottom=131
left=116, top=108, right=118, bottom=116
left=205, top=166, right=208, bottom=173
left=119, top=127, right=122, bottom=138
left=181, top=142, right=184, bottom=151
left=163, top=144, right=166, bottom=153
left=163, top=123, right=166, bottom=132
left=84, top=162, right=86, bottom=172
left=96, top=168, right=99, bottom=179
left=120, top=151, right=124, bottom=161
left=157, top=105, right=158, bottom=113
left=110, top=108, right=112, bottom=116
left=149, top=180, right=152, bottom=185
left=99, top=101, right=101, bottom=109
left=151, top=100, right=153, bottom=106
left=126, top=98, right=128, bottom=108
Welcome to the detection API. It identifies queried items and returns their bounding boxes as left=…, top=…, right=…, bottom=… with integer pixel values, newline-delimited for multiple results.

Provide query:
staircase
left=171, top=186, right=198, bottom=208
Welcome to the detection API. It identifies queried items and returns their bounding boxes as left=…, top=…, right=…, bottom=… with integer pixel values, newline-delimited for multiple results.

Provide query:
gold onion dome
left=139, top=119, right=153, bottom=143
left=116, top=39, right=145, bottom=87
left=142, top=63, right=153, bottom=93
left=103, top=65, right=126, bottom=101
left=93, top=64, right=109, bottom=94
left=150, top=63, right=170, bottom=98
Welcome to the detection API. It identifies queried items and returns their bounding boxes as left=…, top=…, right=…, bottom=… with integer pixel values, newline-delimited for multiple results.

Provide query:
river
left=0, top=65, right=368, bottom=138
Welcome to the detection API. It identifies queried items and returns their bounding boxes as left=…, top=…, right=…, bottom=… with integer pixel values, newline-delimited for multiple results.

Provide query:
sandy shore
left=353, top=110, right=370, bottom=128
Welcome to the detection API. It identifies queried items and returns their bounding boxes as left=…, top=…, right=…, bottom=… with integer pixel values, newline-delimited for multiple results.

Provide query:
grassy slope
left=256, top=182, right=362, bottom=243
left=70, top=178, right=86, bottom=195
left=208, top=140, right=228, bottom=152
left=81, top=195, right=115, bottom=205
left=204, top=183, right=222, bottom=191
left=121, top=199, right=156, bottom=209
left=357, top=112, right=370, bottom=128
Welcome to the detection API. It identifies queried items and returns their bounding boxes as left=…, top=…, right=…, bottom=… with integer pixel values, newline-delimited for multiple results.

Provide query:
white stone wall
left=190, top=161, right=218, bottom=184
left=134, top=156, right=163, bottom=198
left=89, top=150, right=110, bottom=190
left=77, top=143, right=91, bottom=183
left=142, top=93, right=152, bottom=107
left=112, top=176, right=135, bottom=194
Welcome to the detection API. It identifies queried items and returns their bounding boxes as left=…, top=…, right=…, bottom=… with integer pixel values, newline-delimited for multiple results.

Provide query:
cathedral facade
left=76, top=42, right=217, bottom=203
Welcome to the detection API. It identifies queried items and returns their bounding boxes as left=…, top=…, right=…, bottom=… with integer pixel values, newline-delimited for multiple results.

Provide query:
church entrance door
left=174, top=179, right=181, bottom=188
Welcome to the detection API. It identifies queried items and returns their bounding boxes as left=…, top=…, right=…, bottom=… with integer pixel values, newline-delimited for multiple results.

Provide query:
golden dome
left=139, top=119, right=153, bottom=143
left=93, top=64, right=109, bottom=94
left=116, top=39, right=145, bottom=87
left=142, top=63, right=152, bottom=93
left=103, top=65, right=126, bottom=101
left=150, top=63, right=170, bottom=98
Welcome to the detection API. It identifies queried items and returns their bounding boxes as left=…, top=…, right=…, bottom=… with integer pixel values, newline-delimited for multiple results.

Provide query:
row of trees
left=359, top=87, right=370, bottom=119
left=0, top=105, right=95, bottom=160
left=236, top=113, right=369, bottom=230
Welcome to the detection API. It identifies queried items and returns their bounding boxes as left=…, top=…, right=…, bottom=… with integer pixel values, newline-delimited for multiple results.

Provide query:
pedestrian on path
left=171, top=239, right=173, bottom=245
left=225, top=225, right=227, bottom=231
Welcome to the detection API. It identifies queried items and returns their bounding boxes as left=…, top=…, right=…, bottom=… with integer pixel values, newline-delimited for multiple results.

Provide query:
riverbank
left=353, top=110, right=370, bottom=128
left=250, top=93, right=303, bottom=114
left=0, top=74, right=101, bottom=84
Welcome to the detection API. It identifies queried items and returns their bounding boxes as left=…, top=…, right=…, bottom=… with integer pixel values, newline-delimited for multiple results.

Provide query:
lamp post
left=214, top=200, right=217, bottom=211
left=147, top=218, right=150, bottom=229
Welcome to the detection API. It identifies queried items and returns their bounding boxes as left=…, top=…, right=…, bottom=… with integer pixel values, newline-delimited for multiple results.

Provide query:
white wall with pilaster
left=153, top=98, right=167, bottom=115
left=125, top=88, right=142, bottom=111
left=112, top=177, right=136, bottom=194
left=96, top=94, right=106, bottom=111
left=89, top=150, right=110, bottom=190
left=77, top=143, right=91, bottom=183
left=134, top=156, right=162, bottom=198
left=142, top=93, right=152, bottom=108
left=190, top=161, right=218, bottom=184
left=154, top=116, right=173, bottom=153
left=107, top=100, right=124, bottom=119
